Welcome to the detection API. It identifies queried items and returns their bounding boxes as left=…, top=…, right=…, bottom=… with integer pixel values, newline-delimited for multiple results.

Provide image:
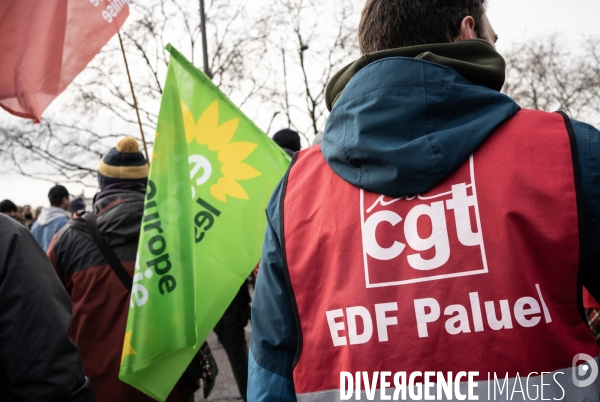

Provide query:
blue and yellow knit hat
left=97, top=137, right=148, bottom=190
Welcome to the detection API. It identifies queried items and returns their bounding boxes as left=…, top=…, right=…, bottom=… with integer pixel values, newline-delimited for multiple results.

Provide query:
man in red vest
left=248, top=1, right=600, bottom=401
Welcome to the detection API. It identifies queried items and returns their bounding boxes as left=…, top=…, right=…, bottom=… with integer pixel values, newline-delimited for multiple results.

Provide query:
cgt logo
left=360, top=156, right=488, bottom=288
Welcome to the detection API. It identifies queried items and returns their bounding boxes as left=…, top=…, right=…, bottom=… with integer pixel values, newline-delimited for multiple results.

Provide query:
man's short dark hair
left=0, top=199, right=17, bottom=213
left=48, top=185, right=69, bottom=207
left=358, top=0, right=487, bottom=54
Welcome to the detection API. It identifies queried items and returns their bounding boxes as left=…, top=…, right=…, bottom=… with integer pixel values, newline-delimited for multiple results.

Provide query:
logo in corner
left=572, top=353, right=599, bottom=388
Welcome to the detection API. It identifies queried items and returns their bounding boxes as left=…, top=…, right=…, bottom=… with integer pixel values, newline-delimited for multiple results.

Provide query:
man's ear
left=455, top=16, right=476, bottom=41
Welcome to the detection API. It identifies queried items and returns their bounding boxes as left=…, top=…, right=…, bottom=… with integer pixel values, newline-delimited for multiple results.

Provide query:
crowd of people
left=0, top=128, right=302, bottom=402
left=0, top=199, right=39, bottom=228
left=1, top=190, right=86, bottom=244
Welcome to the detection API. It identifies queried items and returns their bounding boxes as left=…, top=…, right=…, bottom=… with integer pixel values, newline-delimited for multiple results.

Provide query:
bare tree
left=0, top=119, right=124, bottom=184
left=0, top=0, right=274, bottom=186
left=0, top=0, right=361, bottom=184
left=265, top=0, right=360, bottom=144
left=503, top=36, right=600, bottom=126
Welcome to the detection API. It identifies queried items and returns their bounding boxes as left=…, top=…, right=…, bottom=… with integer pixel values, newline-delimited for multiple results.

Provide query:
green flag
left=118, top=44, right=290, bottom=400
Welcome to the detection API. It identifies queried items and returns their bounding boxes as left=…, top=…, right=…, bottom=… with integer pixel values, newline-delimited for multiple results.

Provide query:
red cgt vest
left=282, top=110, right=599, bottom=401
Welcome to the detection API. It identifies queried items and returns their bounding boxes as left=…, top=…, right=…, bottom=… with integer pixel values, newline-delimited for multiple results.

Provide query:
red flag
left=0, top=0, right=129, bottom=122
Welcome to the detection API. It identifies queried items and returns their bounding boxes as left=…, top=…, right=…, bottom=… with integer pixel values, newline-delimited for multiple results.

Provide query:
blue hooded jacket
left=249, top=41, right=600, bottom=401
left=31, top=207, right=70, bottom=252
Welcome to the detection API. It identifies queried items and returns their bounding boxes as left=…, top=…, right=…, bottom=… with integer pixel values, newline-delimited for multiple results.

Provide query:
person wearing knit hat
left=97, top=137, right=148, bottom=190
left=273, top=128, right=301, bottom=156
left=68, top=197, right=86, bottom=215
left=48, top=136, right=199, bottom=401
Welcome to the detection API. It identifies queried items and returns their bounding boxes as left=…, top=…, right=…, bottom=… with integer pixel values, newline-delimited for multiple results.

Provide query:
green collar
left=326, top=39, right=506, bottom=111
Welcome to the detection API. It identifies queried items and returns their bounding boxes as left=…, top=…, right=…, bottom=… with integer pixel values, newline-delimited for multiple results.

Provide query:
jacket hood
left=93, top=186, right=146, bottom=247
left=36, top=207, right=69, bottom=226
left=321, top=39, right=520, bottom=197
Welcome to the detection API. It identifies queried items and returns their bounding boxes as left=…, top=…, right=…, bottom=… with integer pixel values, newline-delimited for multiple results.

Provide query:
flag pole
left=199, top=0, right=211, bottom=78
left=118, top=31, right=151, bottom=165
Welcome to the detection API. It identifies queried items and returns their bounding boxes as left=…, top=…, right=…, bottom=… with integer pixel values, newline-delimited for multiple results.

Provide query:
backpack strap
left=85, top=211, right=133, bottom=292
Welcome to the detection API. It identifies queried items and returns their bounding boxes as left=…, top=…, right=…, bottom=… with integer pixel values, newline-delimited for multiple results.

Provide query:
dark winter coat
left=0, top=213, right=95, bottom=401
left=49, top=183, right=197, bottom=402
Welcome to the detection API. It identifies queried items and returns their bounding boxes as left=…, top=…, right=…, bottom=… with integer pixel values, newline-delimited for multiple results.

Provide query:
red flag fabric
left=0, top=0, right=129, bottom=122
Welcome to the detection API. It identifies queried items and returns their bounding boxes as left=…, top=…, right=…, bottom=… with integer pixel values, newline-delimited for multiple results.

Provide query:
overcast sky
left=2, top=0, right=600, bottom=206
left=488, top=0, right=600, bottom=51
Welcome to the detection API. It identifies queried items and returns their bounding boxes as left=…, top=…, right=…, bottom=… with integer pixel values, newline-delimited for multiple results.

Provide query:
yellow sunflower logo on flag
left=181, top=100, right=262, bottom=202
